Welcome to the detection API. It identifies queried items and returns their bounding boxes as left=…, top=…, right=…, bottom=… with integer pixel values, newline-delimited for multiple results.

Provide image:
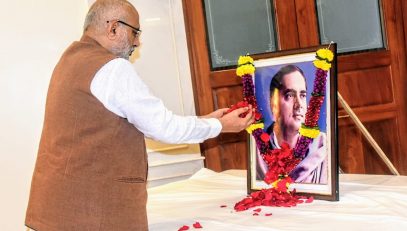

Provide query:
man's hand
left=219, top=105, right=255, bottom=133
left=201, top=108, right=229, bottom=119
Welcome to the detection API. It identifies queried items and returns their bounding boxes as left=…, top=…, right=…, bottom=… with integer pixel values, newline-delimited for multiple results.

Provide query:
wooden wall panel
left=204, top=141, right=247, bottom=171
left=295, top=0, right=319, bottom=47
left=339, top=118, right=401, bottom=175
left=212, top=86, right=243, bottom=109
left=385, top=0, right=407, bottom=173
left=210, top=70, right=241, bottom=88
left=362, top=119, right=401, bottom=174
left=204, top=146, right=222, bottom=171
left=338, top=107, right=397, bottom=126
left=338, top=66, right=394, bottom=108
left=337, top=51, right=391, bottom=72
left=274, top=0, right=299, bottom=49
left=219, top=141, right=247, bottom=170
left=403, top=0, right=407, bottom=51
left=182, top=0, right=213, bottom=115
left=338, top=125, right=365, bottom=174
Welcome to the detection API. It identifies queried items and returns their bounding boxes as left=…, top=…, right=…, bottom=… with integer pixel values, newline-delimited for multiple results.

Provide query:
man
left=256, top=65, right=327, bottom=184
left=25, top=1, right=254, bottom=230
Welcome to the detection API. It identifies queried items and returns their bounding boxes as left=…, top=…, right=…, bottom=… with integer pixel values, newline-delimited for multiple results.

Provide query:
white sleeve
left=90, top=58, right=222, bottom=144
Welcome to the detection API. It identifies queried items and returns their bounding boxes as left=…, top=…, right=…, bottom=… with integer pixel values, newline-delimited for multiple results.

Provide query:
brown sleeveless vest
left=25, top=35, right=148, bottom=231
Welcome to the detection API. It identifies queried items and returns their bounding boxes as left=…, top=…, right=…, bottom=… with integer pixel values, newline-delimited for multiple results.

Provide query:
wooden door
left=183, top=0, right=407, bottom=174
left=334, top=0, right=407, bottom=175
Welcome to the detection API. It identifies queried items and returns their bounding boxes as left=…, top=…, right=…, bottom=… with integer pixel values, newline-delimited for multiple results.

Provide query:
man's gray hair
left=83, top=0, right=135, bottom=33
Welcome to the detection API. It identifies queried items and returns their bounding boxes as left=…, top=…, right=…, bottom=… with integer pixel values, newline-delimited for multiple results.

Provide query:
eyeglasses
left=107, top=20, right=142, bottom=38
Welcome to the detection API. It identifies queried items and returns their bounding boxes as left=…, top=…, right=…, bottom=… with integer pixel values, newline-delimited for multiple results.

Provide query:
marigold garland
left=313, top=60, right=331, bottom=71
left=299, top=125, right=320, bottom=139
left=246, top=123, right=264, bottom=134
left=238, top=55, right=254, bottom=66
left=316, top=48, right=334, bottom=62
left=236, top=64, right=255, bottom=77
left=313, top=48, right=334, bottom=71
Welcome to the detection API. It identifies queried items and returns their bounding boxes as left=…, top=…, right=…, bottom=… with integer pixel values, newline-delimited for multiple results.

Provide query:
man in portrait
left=256, top=64, right=328, bottom=184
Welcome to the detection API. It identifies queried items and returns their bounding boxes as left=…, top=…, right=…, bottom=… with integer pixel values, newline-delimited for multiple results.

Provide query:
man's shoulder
left=101, top=58, right=136, bottom=74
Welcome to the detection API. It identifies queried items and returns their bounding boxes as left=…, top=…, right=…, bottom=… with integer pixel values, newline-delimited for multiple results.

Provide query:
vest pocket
left=115, top=176, right=145, bottom=183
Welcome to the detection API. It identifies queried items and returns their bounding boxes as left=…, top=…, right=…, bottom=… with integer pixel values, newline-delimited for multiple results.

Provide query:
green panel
left=203, top=0, right=276, bottom=69
left=316, top=0, right=385, bottom=53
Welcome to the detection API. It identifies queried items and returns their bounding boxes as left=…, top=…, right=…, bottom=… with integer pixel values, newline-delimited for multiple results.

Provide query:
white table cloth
left=147, top=168, right=407, bottom=231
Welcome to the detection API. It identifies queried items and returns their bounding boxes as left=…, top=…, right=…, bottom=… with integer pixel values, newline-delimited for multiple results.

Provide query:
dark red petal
left=253, top=208, right=262, bottom=212
left=305, top=196, right=314, bottom=203
left=265, top=213, right=273, bottom=216
left=255, top=112, right=262, bottom=120
left=253, top=213, right=259, bottom=216
left=260, top=133, right=270, bottom=142
left=220, top=205, right=227, bottom=208
left=178, top=225, right=189, bottom=231
left=193, top=222, right=203, bottom=229
left=276, top=180, right=288, bottom=192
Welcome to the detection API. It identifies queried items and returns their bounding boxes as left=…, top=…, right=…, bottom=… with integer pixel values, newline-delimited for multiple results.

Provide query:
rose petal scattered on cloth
left=305, top=196, right=314, bottom=203
left=178, top=225, right=189, bottom=231
left=253, top=208, right=261, bottom=213
left=234, top=186, right=313, bottom=212
left=253, top=213, right=259, bottom=216
left=220, top=205, right=227, bottom=208
left=265, top=213, right=273, bottom=216
left=193, top=222, right=203, bottom=229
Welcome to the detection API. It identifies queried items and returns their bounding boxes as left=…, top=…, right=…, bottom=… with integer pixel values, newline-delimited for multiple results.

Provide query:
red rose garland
left=230, top=49, right=334, bottom=212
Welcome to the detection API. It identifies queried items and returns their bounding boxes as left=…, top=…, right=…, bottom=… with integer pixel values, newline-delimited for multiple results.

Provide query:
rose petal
left=253, top=208, right=261, bottom=213
left=253, top=213, right=259, bottom=216
left=178, top=225, right=189, bottom=231
left=255, top=112, right=262, bottom=120
left=220, top=205, right=227, bottom=208
left=265, top=213, right=273, bottom=216
left=305, top=196, right=314, bottom=203
left=193, top=222, right=203, bottom=229
left=260, top=133, right=270, bottom=142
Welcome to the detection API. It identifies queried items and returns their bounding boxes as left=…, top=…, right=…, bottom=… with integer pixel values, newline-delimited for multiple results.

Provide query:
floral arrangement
left=231, top=48, right=334, bottom=211
left=295, top=49, right=333, bottom=158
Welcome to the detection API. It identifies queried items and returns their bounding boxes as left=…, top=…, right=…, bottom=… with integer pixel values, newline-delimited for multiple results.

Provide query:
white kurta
left=90, top=58, right=222, bottom=144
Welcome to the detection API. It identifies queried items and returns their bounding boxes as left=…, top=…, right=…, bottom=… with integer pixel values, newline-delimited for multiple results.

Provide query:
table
left=147, top=168, right=407, bottom=231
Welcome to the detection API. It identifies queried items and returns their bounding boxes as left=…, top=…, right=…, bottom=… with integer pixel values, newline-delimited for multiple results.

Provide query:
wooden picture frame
left=247, top=45, right=339, bottom=201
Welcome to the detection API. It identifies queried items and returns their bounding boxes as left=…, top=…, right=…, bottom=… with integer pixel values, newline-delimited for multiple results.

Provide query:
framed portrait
left=247, top=45, right=339, bottom=201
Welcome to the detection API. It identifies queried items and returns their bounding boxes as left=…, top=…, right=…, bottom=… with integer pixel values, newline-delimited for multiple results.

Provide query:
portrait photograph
left=247, top=46, right=338, bottom=201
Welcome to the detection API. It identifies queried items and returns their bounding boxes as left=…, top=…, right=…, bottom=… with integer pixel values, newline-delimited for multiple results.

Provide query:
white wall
left=0, top=1, right=88, bottom=230
left=0, top=0, right=197, bottom=230
left=130, top=0, right=200, bottom=153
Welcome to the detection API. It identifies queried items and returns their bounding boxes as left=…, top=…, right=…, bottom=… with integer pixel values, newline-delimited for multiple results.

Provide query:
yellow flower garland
left=299, top=126, right=320, bottom=139
left=314, top=48, right=334, bottom=71
left=313, top=60, right=331, bottom=71
left=316, top=48, right=334, bottom=62
left=236, top=55, right=255, bottom=77
left=238, top=55, right=254, bottom=66
left=236, top=64, right=255, bottom=77
left=246, top=123, right=264, bottom=134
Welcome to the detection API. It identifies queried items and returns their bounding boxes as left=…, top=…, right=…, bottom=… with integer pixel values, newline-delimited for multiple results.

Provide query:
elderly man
left=256, top=65, right=327, bottom=184
left=25, top=0, right=254, bottom=230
